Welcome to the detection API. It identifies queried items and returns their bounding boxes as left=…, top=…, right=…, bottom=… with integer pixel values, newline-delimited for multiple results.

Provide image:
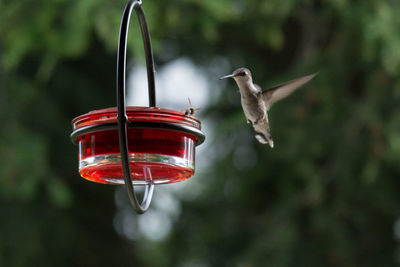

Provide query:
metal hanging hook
left=116, top=0, right=156, bottom=214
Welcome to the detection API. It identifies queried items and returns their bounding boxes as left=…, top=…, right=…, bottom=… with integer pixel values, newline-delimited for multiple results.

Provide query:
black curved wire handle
left=117, top=0, right=155, bottom=214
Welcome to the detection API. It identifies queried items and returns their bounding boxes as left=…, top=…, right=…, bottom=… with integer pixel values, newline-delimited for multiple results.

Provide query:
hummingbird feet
left=248, top=116, right=266, bottom=126
left=253, top=116, right=267, bottom=125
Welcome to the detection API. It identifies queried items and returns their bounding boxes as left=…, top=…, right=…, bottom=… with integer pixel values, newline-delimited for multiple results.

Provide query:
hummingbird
left=220, top=68, right=317, bottom=148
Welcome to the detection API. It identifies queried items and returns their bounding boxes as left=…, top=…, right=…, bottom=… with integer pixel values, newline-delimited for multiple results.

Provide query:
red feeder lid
left=70, top=107, right=205, bottom=145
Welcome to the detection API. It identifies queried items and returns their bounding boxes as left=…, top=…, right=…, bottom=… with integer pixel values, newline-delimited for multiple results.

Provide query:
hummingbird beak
left=219, top=73, right=234, bottom=80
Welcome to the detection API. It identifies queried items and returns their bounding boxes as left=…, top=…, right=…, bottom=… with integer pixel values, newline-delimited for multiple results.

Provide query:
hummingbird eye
left=240, top=72, right=246, bottom=76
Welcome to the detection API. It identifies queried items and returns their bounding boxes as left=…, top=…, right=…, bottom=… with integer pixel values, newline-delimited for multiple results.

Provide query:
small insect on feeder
left=70, top=0, right=205, bottom=214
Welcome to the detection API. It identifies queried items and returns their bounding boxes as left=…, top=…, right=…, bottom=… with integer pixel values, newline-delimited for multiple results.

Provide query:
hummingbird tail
left=255, top=133, right=274, bottom=148
left=255, top=133, right=267, bottom=144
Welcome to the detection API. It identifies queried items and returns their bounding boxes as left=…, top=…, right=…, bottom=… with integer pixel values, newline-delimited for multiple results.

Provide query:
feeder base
left=79, top=153, right=194, bottom=185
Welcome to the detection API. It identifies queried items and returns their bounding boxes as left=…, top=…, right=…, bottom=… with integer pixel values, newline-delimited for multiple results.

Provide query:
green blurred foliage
left=1, top=0, right=400, bottom=266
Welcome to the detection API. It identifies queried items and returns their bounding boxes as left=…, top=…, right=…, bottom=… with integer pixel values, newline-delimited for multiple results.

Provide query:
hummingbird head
left=219, top=68, right=252, bottom=85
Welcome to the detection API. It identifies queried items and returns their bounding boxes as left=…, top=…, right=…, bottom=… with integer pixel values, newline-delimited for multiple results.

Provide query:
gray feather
left=262, top=73, right=317, bottom=109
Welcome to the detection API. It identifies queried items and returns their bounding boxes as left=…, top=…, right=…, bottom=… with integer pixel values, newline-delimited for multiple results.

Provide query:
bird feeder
left=70, top=0, right=205, bottom=214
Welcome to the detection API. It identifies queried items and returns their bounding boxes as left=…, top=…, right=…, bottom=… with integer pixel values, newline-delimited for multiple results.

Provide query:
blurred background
left=1, top=0, right=400, bottom=266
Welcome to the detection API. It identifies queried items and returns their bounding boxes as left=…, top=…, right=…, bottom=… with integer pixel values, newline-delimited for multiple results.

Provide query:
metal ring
left=117, top=0, right=155, bottom=214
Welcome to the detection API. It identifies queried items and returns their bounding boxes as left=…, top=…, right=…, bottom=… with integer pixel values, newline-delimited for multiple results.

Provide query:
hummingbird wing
left=261, top=73, right=317, bottom=109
